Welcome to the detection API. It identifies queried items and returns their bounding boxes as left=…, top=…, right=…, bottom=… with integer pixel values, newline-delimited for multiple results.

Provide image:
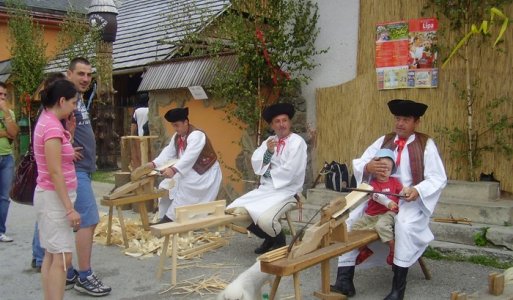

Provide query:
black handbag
left=10, top=147, right=38, bottom=205
left=10, top=108, right=41, bottom=206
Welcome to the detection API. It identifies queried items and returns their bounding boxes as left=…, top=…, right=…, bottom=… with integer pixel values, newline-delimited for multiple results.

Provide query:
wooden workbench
left=261, top=230, right=379, bottom=300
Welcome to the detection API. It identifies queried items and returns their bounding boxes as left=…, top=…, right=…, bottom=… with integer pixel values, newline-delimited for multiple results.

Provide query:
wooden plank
left=290, top=221, right=331, bottom=258
left=151, top=213, right=249, bottom=237
left=175, top=200, right=226, bottom=218
left=105, top=177, right=152, bottom=199
left=101, top=189, right=167, bottom=206
left=332, top=183, right=372, bottom=219
left=261, top=230, right=379, bottom=276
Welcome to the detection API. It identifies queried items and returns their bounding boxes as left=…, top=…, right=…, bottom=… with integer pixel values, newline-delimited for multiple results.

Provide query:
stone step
left=441, top=180, right=500, bottom=202
left=433, top=198, right=513, bottom=226
left=430, top=221, right=513, bottom=250
left=429, top=240, right=513, bottom=264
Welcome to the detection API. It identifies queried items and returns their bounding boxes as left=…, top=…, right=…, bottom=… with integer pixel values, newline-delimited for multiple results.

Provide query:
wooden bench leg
left=171, top=233, right=178, bottom=286
left=285, top=211, right=297, bottom=237
left=418, top=257, right=431, bottom=280
left=293, top=272, right=302, bottom=300
left=156, top=235, right=170, bottom=279
left=138, top=201, right=150, bottom=231
left=116, top=206, right=129, bottom=248
left=106, top=206, right=113, bottom=245
left=269, top=276, right=281, bottom=300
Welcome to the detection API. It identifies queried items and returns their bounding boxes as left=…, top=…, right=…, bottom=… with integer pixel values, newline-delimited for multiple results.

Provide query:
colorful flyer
left=376, top=18, right=439, bottom=90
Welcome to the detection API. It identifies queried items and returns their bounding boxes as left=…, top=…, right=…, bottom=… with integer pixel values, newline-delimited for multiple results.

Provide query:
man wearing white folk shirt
left=227, top=103, right=307, bottom=254
left=331, top=99, right=447, bottom=300
left=144, top=107, right=222, bottom=223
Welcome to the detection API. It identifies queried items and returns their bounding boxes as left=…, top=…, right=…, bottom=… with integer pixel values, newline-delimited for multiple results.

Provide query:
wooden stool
left=151, top=200, right=251, bottom=285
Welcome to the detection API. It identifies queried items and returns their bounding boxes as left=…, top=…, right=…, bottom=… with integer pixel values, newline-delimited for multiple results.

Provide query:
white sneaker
left=0, top=233, right=13, bottom=242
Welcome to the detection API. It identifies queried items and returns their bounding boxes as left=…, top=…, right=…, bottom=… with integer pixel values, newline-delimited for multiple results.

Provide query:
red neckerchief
left=177, top=136, right=186, bottom=154
left=394, top=138, right=407, bottom=166
left=276, top=134, right=291, bottom=155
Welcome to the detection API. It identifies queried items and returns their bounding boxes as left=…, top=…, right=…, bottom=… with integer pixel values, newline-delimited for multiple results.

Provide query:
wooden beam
left=332, top=183, right=372, bottom=219
left=101, top=189, right=167, bottom=206
left=151, top=214, right=249, bottom=237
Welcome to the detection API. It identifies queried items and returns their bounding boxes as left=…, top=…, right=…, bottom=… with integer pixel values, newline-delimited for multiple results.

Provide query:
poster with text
left=376, top=18, right=438, bottom=90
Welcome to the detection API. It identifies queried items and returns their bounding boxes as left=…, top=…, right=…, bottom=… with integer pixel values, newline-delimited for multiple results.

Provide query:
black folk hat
left=387, top=99, right=428, bottom=117
left=164, top=107, right=189, bottom=122
left=262, top=103, right=295, bottom=123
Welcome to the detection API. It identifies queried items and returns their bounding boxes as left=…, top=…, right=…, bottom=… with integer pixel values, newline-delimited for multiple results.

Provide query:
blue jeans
left=32, top=222, right=44, bottom=267
left=0, top=154, right=14, bottom=234
left=75, top=171, right=100, bottom=227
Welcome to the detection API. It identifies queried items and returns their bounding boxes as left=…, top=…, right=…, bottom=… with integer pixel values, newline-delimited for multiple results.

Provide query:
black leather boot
left=384, top=265, right=408, bottom=300
left=248, top=223, right=275, bottom=254
left=330, top=266, right=356, bottom=297
left=247, top=223, right=268, bottom=239
left=254, top=237, right=274, bottom=254
left=272, top=231, right=286, bottom=249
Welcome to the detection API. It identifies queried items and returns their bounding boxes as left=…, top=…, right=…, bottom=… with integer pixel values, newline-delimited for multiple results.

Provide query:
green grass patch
left=91, top=170, right=115, bottom=184
left=423, top=246, right=513, bottom=269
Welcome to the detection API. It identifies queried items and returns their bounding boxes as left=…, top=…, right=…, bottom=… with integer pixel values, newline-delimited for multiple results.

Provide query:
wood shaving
left=94, top=214, right=232, bottom=259
left=158, top=273, right=233, bottom=296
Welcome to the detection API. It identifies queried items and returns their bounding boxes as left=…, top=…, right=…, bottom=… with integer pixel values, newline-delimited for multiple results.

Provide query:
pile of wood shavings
left=94, top=214, right=231, bottom=259
left=159, top=273, right=229, bottom=296
left=159, top=264, right=237, bottom=296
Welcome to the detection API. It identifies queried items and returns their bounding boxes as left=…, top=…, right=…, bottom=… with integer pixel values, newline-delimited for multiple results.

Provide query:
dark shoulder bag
left=10, top=109, right=41, bottom=206
left=10, top=148, right=38, bottom=205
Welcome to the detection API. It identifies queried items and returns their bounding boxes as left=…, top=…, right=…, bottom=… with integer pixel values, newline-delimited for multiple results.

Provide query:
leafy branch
left=6, top=0, right=47, bottom=117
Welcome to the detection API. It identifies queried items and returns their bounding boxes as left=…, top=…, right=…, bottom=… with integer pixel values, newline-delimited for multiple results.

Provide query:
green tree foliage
left=6, top=0, right=47, bottom=114
left=426, top=0, right=513, bottom=180
left=213, top=0, right=326, bottom=129
left=173, top=0, right=326, bottom=130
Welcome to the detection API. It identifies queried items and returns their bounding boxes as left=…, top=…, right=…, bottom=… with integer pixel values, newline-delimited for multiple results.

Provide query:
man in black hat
left=331, top=99, right=447, bottom=300
left=142, top=107, right=222, bottom=223
left=226, top=103, right=307, bottom=254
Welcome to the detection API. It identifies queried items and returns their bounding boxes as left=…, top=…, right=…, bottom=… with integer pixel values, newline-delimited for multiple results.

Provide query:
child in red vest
left=352, top=148, right=403, bottom=265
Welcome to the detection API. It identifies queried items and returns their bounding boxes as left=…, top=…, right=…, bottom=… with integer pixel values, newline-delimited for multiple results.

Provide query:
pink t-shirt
left=34, top=110, right=77, bottom=190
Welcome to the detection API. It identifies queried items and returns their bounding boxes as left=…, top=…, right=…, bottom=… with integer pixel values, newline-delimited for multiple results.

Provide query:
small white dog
left=218, top=261, right=274, bottom=300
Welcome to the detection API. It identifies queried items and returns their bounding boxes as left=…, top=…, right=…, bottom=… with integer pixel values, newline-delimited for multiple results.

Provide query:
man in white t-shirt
left=131, top=93, right=149, bottom=136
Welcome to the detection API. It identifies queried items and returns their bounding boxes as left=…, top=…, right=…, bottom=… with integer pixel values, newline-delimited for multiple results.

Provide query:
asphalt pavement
left=0, top=181, right=509, bottom=300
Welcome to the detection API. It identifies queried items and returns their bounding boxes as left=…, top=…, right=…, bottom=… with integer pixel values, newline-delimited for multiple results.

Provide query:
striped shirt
left=34, top=109, right=77, bottom=190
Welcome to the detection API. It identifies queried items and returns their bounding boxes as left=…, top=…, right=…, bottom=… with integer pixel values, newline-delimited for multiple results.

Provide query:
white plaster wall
left=302, top=0, right=359, bottom=128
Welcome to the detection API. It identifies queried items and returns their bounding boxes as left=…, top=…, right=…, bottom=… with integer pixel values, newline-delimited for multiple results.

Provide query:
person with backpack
left=331, top=99, right=447, bottom=300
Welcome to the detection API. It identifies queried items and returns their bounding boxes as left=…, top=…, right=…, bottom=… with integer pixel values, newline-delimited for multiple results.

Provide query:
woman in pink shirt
left=33, top=79, right=81, bottom=300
